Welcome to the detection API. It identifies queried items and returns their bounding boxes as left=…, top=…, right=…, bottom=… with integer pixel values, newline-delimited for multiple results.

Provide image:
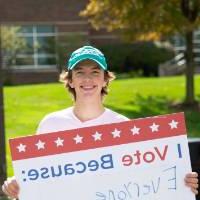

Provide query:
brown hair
left=60, top=70, right=115, bottom=100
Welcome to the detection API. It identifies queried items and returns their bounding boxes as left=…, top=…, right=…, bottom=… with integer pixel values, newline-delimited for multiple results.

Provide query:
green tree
left=81, top=0, right=200, bottom=106
left=1, top=26, right=27, bottom=66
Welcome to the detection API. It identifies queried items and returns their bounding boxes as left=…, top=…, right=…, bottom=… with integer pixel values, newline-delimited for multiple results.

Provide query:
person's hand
left=185, top=172, right=199, bottom=195
left=1, top=176, right=19, bottom=199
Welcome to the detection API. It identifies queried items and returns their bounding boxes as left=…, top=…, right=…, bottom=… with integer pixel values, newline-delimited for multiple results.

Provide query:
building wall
left=0, top=0, right=86, bottom=22
left=0, top=0, right=121, bottom=84
left=3, top=69, right=59, bottom=85
left=0, top=0, right=117, bottom=44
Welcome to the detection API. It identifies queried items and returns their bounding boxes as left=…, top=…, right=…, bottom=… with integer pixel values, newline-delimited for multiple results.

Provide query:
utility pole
left=0, top=24, right=7, bottom=195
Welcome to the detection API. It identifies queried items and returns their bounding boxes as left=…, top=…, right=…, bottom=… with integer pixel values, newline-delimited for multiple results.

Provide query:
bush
left=97, top=42, right=174, bottom=77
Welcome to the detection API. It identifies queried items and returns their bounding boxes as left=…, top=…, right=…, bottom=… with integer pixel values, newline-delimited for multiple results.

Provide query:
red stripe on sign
left=9, top=112, right=186, bottom=161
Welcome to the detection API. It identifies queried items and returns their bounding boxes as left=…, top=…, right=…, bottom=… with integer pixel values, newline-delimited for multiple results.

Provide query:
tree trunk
left=185, top=30, right=196, bottom=105
left=0, top=25, right=7, bottom=195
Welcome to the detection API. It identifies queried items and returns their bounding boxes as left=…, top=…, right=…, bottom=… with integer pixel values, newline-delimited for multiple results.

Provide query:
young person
left=2, top=46, right=199, bottom=199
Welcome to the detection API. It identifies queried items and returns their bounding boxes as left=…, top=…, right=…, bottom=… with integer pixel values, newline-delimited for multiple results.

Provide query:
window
left=6, top=25, right=57, bottom=70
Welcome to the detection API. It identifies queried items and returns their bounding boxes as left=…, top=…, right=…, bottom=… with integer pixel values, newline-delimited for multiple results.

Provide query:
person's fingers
left=185, top=172, right=199, bottom=184
left=2, top=183, right=18, bottom=199
left=6, top=179, right=19, bottom=192
left=2, top=183, right=9, bottom=196
left=184, top=173, right=199, bottom=195
left=185, top=182, right=199, bottom=189
left=2, top=178, right=19, bottom=199
left=186, top=172, right=198, bottom=178
left=185, top=177, right=199, bottom=184
left=191, top=187, right=198, bottom=195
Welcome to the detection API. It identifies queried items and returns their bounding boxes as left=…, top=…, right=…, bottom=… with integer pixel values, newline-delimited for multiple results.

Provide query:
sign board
left=9, top=112, right=195, bottom=200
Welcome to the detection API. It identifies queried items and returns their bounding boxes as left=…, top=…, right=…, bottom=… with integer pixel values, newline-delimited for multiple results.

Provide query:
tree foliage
left=82, top=0, right=200, bottom=105
left=81, top=0, right=200, bottom=40
left=1, top=26, right=26, bottom=53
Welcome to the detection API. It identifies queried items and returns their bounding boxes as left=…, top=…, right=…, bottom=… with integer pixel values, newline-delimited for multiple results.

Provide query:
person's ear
left=68, top=80, right=74, bottom=88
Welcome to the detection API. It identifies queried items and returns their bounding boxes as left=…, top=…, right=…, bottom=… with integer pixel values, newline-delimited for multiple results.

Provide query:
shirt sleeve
left=36, top=116, right=52, bottom=134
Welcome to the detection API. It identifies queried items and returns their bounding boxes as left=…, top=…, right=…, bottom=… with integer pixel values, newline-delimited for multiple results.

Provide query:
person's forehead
left=74, top=65, right=100, bottom=70
left=74, top=61, right=101, bottom=71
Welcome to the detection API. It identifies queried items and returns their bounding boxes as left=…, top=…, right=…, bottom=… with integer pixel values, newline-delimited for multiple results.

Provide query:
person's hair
left=60, top=69, right=115, bottom=100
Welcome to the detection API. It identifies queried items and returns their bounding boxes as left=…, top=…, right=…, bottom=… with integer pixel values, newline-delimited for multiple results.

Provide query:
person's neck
left=73, top=98, right=105, bottom=122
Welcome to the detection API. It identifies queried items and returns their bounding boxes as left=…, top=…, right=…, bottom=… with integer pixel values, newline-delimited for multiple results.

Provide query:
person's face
left=68, top=61, right=107, bottom=100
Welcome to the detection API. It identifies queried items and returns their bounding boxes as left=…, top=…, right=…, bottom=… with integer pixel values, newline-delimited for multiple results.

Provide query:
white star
left=149, top=123, right=159, bottom=132
left=92, top=131, right=102, bottom=141
left=131, top=126, right=140, bottom=135
left=73, top=134, right=83, bottom=144
left=55, top=137, right=64, bottom=147
left=169, top=120, right=178, bottom=129
left=17, top=143, right=26, bottom=152
left=35, top=140, right=45, bottom=150
left=111, top=128, right=121, bottom=138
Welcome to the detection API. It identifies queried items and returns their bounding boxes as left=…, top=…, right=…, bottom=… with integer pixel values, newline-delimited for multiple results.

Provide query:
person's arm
left=2, top=176, right=19, bottom=199
left=185, top=172, right=199, bottom=194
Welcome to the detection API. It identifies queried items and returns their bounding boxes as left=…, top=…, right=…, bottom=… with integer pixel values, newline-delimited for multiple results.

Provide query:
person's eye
left=76, top=71, right=83, bottom=75
left=93, top=71, right=100, bottom=74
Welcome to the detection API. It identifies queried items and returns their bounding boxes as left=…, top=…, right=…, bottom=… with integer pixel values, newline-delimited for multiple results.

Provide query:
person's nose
left=83, top=73, right=93, bottom=81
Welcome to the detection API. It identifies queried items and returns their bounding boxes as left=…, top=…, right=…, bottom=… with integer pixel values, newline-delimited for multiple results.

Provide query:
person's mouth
left=80, top=85, right=96, bottom=91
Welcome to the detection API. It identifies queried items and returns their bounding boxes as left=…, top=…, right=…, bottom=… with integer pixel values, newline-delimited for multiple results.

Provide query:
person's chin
left=81, top=90, right=100, bottom=98
left=82, top=91, right=97, bottom=97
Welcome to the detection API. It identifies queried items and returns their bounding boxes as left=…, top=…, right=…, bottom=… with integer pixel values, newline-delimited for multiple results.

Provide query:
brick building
left=0, top=0, right=119, bottom=84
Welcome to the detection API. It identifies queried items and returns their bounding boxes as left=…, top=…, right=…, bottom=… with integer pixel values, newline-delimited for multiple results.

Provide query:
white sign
left=9, top=112, right=195, bottom=200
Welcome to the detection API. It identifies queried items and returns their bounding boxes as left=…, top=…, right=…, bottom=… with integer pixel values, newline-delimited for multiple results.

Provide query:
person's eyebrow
left=74, top=66, right=83, bottom=71
left=91, top=66, right=100, bottom=70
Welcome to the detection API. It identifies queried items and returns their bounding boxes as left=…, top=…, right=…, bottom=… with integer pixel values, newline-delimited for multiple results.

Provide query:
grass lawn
left=4, top=74, right=200, bottom=177
left=0, top=197, right=8, bottom=200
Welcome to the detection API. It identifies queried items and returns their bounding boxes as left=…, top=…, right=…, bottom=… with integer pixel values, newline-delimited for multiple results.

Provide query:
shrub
left=98, top=42, right=174, bottom=77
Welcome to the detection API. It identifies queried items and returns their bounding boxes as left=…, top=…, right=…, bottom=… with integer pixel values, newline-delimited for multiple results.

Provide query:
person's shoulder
left=41, top=107, right=73, bottom=121
left=105, top=108, right=130, bottom=122
left=36, top=107, right=73, bottom=134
